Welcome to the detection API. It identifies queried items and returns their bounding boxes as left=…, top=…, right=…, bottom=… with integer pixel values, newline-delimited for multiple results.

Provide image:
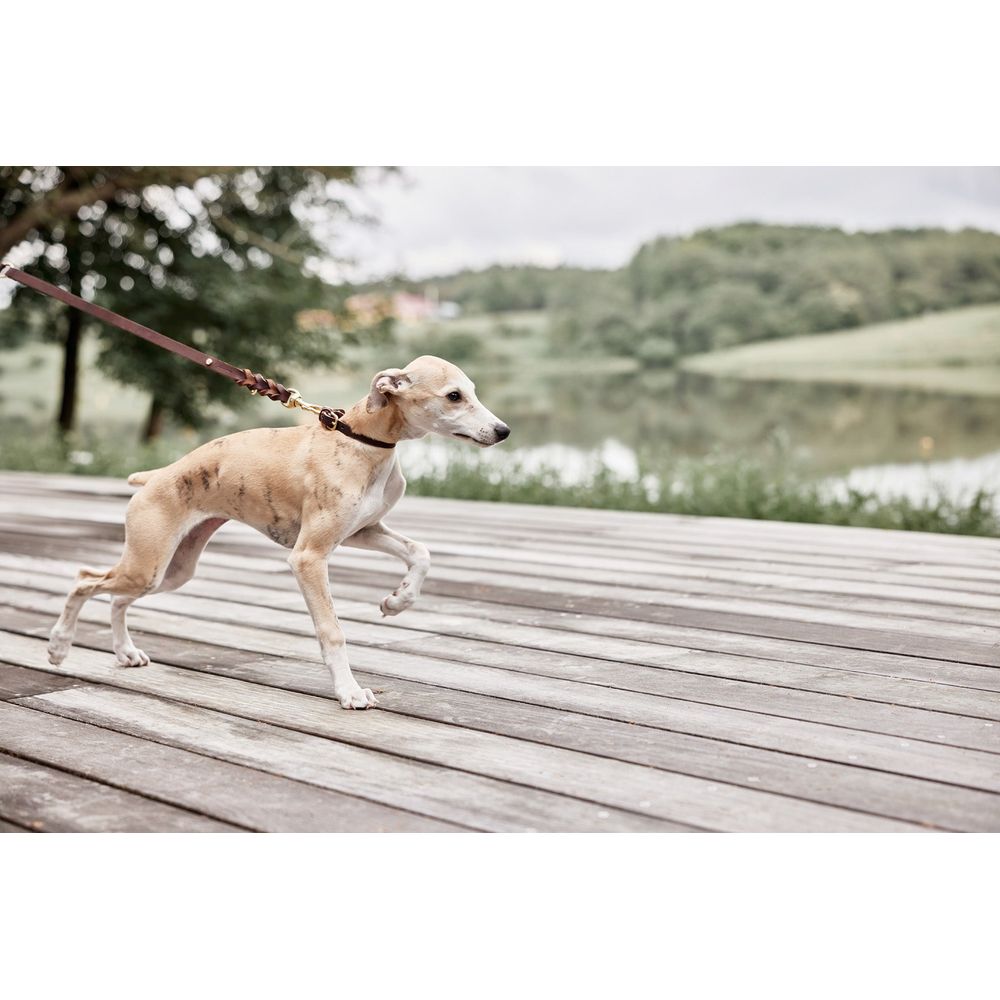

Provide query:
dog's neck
left=340, top=398, right=422, bottom=447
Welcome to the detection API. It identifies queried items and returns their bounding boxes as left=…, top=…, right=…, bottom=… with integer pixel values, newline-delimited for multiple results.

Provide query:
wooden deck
left=0, top=469, right=998, bottom=832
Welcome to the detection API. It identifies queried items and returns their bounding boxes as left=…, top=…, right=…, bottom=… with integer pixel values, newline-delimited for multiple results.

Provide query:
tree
left=0, top=167, right=388, bottom=437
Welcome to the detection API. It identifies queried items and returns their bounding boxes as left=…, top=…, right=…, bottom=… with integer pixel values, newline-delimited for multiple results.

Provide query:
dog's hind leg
left=110, top=517, right=228, bottom=667
left=341, top=521, right=430, bottom=616
left=48, top=502, right=190, bottom=667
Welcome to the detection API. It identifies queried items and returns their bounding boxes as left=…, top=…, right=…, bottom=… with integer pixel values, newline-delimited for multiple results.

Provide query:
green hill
left=681, top=302, right=1000, bottom=396
left=379, top=224, right=1000, bottom=367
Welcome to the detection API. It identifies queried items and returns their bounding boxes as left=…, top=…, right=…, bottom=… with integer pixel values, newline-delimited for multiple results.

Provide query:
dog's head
left=366, top=355, right=510, bottom=447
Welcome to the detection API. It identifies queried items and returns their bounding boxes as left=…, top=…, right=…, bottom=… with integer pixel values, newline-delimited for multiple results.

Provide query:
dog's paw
left=48, top=639, right=69, bottom=667
left=380, top=585, right=415, bottom=617
left=114, top=646, right=150, bottom=668
left=47, top=633, right=70, bottom=665
left=337, top=686, right=378, bottom=710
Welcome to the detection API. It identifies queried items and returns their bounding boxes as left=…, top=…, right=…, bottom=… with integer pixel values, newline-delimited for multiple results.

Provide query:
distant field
left=0, top=338, right=149, bottom=428
left=681, top=303, right=1000, bottom=397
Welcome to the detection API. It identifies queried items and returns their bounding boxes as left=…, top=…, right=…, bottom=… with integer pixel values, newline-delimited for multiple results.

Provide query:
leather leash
left=0, top=264, right=395, bottom=449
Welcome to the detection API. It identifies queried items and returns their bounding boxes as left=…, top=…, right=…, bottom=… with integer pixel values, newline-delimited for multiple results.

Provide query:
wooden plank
left=9, top=505, right=997, bottom=592
left=6, top=578, right=1000, bottom=738
left=377, top=597, right=1000, bottom=692
left=11, top=543, right=999, bottom=696
left=26, top=617, right=994, bottom=831
left=6, top=482, right=1000, bottom=576
left=8, top=569, right=999, bottom=723
left=20, top=686, right=688, bottom=833
left=0, top=663, right=82, bottom=701
left=326, top=558, right=1000, bottom=647
left=0, top=585, right=431, bottom=663
left=375, top=540, right=1000, bottom=612
left=0, top=751, right=237, bottom=832
left=363, top=676, right=1000, bottom=832
left=0, top=819, right=30, bottom=832
left=41, top=549, right=994, bottom=708
left=1, top=633, right=918, bottom=831
left=380, top=504, right=1000, bottom=563
left=9, top=568, right=997, bottom=721
left=0, top=700, right=462, bottom=833
left=6, top=516, right=999, bottom=605
left=7, top=593, right=998, bottom=757
left=382, top=553, right=1000, bottom=628
left=25, top=508, right=971, bottom=658
left=3, top=470, right=997, bottom=834
left=3, top=544, right=1000, bottom=689
left=383, top=574, right=1000, bottom=667
left=11, top=540, right=1000, bottom=634
left=11, top=525, right=1000, bottom=606
left=11, top=583, right=1000, bottom=751
left=5, top=619, right=997, bottom=803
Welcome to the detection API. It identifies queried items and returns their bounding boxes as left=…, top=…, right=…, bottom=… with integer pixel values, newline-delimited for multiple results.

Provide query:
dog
left=47, top=355, right=510, bottom=709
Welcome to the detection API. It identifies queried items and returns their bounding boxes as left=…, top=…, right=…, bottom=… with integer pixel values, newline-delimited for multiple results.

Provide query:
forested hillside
left=392, top=224, right=1000, bottom=366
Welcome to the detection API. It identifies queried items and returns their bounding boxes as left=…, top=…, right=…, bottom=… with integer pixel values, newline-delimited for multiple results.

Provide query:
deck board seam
left=0, top=729, right=262, bottom=832
left=7, top=610, right=1000, bottom=736
left=16, top=680, right=715, bottom=831
left=8, top=693, right=490, bottom=834
left=7, top=635, right=999, bottom=808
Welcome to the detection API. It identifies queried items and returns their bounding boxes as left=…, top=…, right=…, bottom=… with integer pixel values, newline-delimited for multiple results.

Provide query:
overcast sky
left=332, top=166, right=1000, bottom=281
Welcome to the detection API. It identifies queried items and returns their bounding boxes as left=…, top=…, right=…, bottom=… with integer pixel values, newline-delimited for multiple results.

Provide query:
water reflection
left=470, top=368, right=1000, bottom=473
left=835, top=449, right=1000, bottom=506
left=301, top=363, right=1000, bottom=501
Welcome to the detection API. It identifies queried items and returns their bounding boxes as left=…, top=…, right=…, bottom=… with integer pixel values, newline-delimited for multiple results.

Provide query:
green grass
left=0, top=338, right=151, bottom=428
left=681, top=303, right=1000, bottom=396
left=2, top=425, right=994, bottom=537
left=405, top=453, right=999, bottom=538
left=0, top=420, right=194, bottom=478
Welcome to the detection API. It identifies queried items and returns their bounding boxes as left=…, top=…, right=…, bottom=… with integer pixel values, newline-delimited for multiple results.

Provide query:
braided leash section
left=237, top=369, right=344, bottom=432
left=237, top=368, right=293, bottom=404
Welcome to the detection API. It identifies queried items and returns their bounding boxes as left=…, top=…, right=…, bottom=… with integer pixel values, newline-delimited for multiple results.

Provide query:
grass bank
left=0, top=435, right=1000, bottom=537
left=681, top=303, right=1000, bottom=396
left=2, top=429, right=996, bottom=540
left=405, top=454, right=998, bottom=536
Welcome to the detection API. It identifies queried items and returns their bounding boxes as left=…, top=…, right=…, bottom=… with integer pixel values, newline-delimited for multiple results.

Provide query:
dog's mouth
left=452, top=431, right=492, bottom=447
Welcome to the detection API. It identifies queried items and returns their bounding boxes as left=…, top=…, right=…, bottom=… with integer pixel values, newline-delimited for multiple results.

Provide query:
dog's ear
left=367, top=368, right=412, bottom=412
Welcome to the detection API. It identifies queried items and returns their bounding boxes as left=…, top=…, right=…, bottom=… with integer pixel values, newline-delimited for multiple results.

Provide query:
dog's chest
left=348, top=458, right=404, bottom=533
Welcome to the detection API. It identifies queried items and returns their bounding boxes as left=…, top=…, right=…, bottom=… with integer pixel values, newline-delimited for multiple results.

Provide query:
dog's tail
left=127, top=468, right=163, bottom=487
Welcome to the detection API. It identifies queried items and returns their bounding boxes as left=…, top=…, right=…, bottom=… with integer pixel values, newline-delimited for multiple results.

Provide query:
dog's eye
left=446, top=391, right=462, bottom=402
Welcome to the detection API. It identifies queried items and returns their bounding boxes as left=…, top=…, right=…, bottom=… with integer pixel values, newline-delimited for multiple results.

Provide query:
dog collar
left=318, top=408, right=396, bottom=449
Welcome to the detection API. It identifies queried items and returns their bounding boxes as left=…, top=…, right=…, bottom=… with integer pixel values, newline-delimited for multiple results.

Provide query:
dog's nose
left=494, top=423, right=511, bottom=442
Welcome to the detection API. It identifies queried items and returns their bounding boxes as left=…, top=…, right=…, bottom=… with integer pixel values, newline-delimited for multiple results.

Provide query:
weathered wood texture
left=1, top=470, right=998, bottom=832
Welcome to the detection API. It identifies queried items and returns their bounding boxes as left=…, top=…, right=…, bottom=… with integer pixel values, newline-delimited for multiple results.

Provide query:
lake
left=9, top=339, right=992, bottom=508
left=318, top=367, right=1000, bottom=507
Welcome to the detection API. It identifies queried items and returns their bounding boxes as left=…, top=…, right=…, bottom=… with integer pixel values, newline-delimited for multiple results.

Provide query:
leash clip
left=318, top=407, right=340, bottom=431
left=281, top=387, right=339, bottom=431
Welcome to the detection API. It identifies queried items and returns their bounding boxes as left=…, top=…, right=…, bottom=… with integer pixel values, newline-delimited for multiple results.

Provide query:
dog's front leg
left=342, top=522, right=431, bottom=616
left=288, top=545, right=376, bottom=710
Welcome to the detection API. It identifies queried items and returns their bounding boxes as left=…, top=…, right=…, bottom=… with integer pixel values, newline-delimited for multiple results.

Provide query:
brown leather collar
left=318, top=408, right=395, bottom=449
left=0, top=264, right=395, bottom=448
